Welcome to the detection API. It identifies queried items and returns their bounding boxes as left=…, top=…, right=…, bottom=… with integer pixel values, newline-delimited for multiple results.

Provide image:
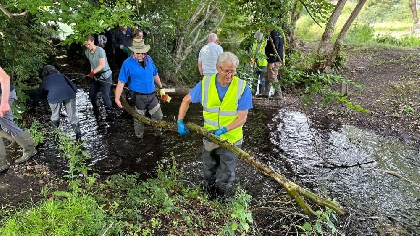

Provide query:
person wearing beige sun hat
left=115, top=40, right=169, bottom=139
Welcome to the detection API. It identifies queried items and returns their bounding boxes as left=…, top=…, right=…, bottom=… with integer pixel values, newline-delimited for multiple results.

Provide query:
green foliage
left=297, top=203, right=339, bottom=235
left=27, top=120, right=44, bottom=147
left=0, top=16, right=52, bottom=112
left=280, top=51, right=368, bottom=113
left=0, top=195, right=109, bottom=236
left=373, top=34, right=420, bottom=48
left=346, top=22, right=375, bottom=45
left=95, top=156, right=255, bottom=235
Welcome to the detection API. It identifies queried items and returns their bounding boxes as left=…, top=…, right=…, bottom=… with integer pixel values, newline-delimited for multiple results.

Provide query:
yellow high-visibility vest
left=201, top=74, right=246, bottom=144
left=252, top=41, right=268, bottom=67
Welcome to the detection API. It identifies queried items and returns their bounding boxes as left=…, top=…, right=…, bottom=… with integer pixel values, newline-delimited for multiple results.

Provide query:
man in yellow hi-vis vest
left=177, top=52, right=253, bottom=199
left=251, top=31, right=268, bottom=95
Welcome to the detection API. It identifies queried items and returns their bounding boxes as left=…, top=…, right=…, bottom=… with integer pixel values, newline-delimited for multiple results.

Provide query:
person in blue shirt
left=32, top=65, right=81, bottom=141
left=114, top=40, right=168, bottom=139
left=177, top=52, right=253, bottom=199
left=0, top=67, right=37, bottom=173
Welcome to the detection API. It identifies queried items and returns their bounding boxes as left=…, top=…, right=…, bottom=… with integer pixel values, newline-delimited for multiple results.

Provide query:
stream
left=41, top=81, right=420, bottom=235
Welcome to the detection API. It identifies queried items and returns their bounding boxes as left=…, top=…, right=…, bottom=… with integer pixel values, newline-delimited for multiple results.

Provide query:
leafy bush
left=346, top=22, right=375, bottom=45
left=0, top=194, right=109, bottom=236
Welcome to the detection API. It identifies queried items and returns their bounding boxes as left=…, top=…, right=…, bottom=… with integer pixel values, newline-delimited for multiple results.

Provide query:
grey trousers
left=133, top=93, right=163, bottom=138
left=202, top=141, right=242, bottom=196
left=49, top=98, right=78, bottom=125
left=0, top=90, right=23, bottom=136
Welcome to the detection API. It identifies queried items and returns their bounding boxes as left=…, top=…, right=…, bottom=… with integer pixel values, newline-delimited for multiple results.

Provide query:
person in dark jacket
left=33, top=65, right=81, bottom=140
left=112, top=26, right=132, bottom=69
left=264, top=27, right=284, bottom=99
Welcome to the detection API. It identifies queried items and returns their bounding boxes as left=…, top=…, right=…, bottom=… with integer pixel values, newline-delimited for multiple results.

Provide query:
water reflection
left=268, top=109, right=420, bottom=235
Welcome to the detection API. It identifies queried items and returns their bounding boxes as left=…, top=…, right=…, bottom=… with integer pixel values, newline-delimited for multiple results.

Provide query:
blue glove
left=213, top=127, right=227, bottom=137
left=177, top=119, right=189, bottom=136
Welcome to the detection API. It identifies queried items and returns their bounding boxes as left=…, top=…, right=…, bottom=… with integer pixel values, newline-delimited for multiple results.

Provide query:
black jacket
left=33, top=71, right=78, bottom=107
left=265, top=30, right=284, bottom=63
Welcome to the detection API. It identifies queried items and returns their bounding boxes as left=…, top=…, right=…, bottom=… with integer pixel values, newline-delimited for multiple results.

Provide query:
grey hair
left=42, top=65, right=57, bottom=77
left=208, top=33, right=218, bottom=42
left=254, top=30, right=263, bottom=39
left=217, top=52, right=239, bottom=67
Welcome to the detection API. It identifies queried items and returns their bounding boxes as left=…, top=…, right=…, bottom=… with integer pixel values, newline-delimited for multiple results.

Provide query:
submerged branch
left=120, top=97, right=345, bottom=217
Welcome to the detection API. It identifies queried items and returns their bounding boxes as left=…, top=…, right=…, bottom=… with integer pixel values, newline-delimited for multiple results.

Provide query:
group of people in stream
left=0, top=26, right=283, bottom=200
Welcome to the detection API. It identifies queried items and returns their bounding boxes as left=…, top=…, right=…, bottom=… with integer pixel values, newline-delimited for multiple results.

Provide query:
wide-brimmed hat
left=128, top=39, right=150, bottom=54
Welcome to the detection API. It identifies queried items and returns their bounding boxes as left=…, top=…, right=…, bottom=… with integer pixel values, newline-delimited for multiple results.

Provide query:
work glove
left=212, top=127, right=227, bottom=137
left=159, top=94, right=172, bottom=103
left=159, top=88, right=165, bottom=96
left=123, top=46, right=129, bottom=53
left=177, top=119, right=189, bottom=136
left=88, top=70, right=95, bottom=78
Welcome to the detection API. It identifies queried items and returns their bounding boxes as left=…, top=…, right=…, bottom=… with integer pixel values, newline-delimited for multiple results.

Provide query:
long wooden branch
left=0, top=4, right=28, bottom=18
left=120, top=97, right=345, bottom=217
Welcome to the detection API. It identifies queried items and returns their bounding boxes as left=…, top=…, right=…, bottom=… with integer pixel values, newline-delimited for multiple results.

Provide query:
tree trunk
left=317, top=0, right=348, bottom=55
left=409, top=0, right=419, bottom=29
left=286, top=0, right=303, bottom=49
left=322, top=0, right=367, bottom=72
left=173, top=3, right=225, bottom=78
left=120, top=97, right=346, bottom=217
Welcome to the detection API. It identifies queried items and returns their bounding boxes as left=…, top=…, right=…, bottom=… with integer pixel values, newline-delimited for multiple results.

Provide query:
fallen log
left=120, top=97, right=345, bottom=217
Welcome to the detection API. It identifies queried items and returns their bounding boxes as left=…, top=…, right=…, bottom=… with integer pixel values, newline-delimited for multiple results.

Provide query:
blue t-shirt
left=189, top=74, right=253, bottom=111
left=118, top=55, right=158, bottom=94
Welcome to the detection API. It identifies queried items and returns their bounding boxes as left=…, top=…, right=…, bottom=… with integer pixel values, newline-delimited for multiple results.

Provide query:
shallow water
left=42, top=83, right=420, bottom=235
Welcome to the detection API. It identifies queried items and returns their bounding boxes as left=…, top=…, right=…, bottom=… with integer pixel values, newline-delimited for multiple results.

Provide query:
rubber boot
left=263, top=81, right=272, bottom=98
left=72, top=123, right=82, bottom=141
left=258, top=78, right=265, bottom=96
left=0, top=138, right=9, bottom=173
left=13, top=130, right=37, bottom=164
left=51, top=120, right=60, bottom=128
left=151, top=108, right=163, bottom=136
left=274, top=87, right=283, bottom=100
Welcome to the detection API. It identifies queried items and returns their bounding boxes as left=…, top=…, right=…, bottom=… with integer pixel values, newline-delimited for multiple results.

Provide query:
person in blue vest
left=32, top=65, right=81, bottom=141
left=177, top=52, right=253, bottom=199
left=0, top=67, right=37, bottom=173
left=251, top=30, right=268, bottom=95
left=114, top=40, right=169, bottom=139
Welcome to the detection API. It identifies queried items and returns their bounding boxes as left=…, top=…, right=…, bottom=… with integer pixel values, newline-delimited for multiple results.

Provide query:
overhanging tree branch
left=0, top=4, right=28, bottom=18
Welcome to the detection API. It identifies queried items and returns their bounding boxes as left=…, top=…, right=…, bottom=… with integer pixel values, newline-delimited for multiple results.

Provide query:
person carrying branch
left=114, top=40, right=170, bottom=139
left=177, top=52, right=253, bottom=199
left=264, top=25, right=285, bottom=99
left=84, top=35, right=113, bottom=116
left=0, top=67, right=37, bottom=173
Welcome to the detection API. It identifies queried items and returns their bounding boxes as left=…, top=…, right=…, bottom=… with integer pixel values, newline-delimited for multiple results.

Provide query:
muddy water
left=48, top=82, right=419, bottom=235
left=263, top=110, right=420, bottom=235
